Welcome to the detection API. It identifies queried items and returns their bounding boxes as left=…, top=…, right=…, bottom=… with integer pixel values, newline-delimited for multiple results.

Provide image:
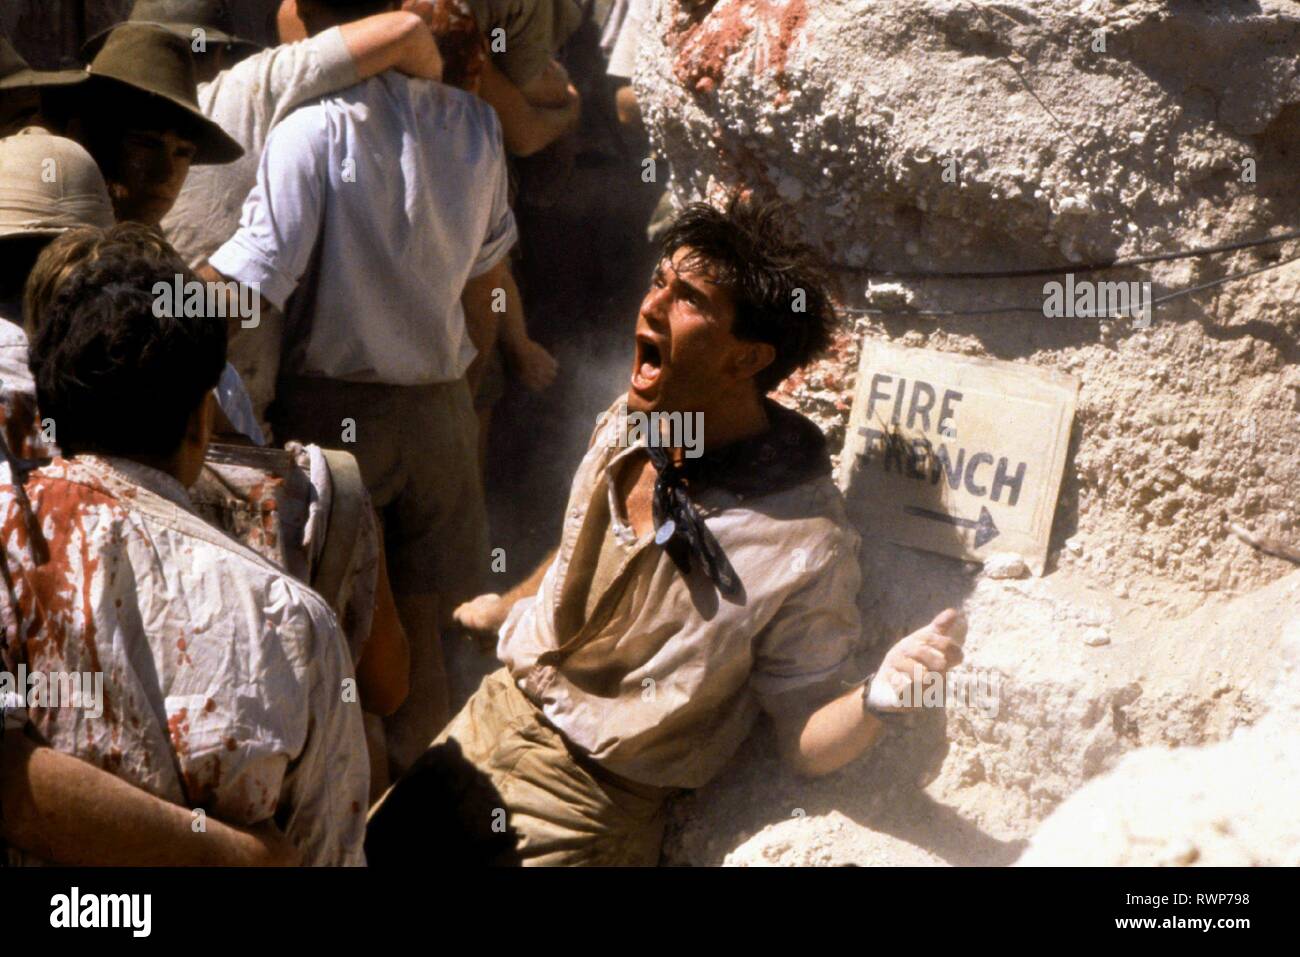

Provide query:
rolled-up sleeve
left=264, top=26, right=359, bottom=128
left=208, top=109, right=327, bottom=311
left=751, top=529, right=864, bottom=719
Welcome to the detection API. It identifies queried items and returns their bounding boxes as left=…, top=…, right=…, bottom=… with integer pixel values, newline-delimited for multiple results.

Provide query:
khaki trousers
left=271, top=376, right=488, bottom=774
left=369, top=669, right=675, bottom=866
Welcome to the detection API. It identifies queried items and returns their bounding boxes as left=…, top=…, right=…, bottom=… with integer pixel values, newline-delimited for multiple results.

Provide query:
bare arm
left=772, top=609, right=967, bottom=777
left=494, top=267, right=557, bottom=392
left=453, top=547, right=556, bottom=637
left=478, top=57, right=579, bottom=157
left=0, top=734, right=300, bottom=866
left=773, top=685, right=886, bottom=778
left=461, top=259, right=510, bottom=395
left=342, top=10, right=443, bottom=81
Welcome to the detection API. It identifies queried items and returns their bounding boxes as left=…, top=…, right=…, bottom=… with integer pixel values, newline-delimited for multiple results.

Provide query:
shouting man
left=367, top=196, right=968, bottom=866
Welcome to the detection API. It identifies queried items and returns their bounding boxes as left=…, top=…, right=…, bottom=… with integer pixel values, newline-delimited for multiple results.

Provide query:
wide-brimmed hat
left=0, top=36, right=89, bottom=91
left=86, top=23, right=243, bottom=165
left=0, top=127, right=116, bottom=240
left=81, top=0, right=262, bottom=61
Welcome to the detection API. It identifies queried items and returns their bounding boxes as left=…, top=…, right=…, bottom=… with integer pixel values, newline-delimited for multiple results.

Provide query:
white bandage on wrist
left=865, top=670, right=906, bottom=713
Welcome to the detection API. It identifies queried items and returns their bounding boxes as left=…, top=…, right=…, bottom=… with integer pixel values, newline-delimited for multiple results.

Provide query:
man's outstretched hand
left=865, top=608, right=967, bottom=712
left=453, top=592, right=510, bottom=638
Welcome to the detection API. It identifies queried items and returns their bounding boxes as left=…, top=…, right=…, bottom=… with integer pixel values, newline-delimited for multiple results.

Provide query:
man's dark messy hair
left=25, top=223, right=226, bottom=459
left=658, top=194, right=836, bottom=394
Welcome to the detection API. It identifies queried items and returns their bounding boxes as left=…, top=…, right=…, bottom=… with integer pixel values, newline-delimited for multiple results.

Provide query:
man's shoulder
left=21, top=458, right=335, bottom=629
left=280, top=77, right=504, bottom=152
left=710, top=470, right=859, bottom=583
left=391, top=76, right=505, bottom=141
left=161, top=499, right=337, bottom=624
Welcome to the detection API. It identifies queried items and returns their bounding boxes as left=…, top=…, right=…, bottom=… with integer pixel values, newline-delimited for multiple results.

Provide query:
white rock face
left=639, top=0, right=1300, bottom=603
left=641, top=1, right=1300, bottom=865
left=1017, top=613, right=1300, bottom=866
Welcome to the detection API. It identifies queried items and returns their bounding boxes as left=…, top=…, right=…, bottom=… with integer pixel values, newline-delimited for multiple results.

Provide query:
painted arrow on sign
left=903, top=505, right=1000, bottom=548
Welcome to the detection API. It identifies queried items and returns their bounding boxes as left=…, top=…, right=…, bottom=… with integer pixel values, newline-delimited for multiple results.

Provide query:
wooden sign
left=837, top=340, right=1079, bottom=575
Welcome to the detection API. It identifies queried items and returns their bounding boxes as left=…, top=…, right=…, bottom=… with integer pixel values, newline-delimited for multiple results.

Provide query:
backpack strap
left=313, top=448, right=368, bottom=610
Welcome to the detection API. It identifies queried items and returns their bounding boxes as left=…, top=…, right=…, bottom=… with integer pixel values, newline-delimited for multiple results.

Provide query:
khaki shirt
left=498, top=398, right=864, bottom=789
left=0, top=456, right=368, bottom=865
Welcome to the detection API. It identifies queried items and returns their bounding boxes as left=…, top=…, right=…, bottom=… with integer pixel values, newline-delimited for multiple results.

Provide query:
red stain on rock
left=673, top=1, right=755, bottom=93
left=672, top=0, right=808, bottom=99
left=771, top=0, right=809, bottom=77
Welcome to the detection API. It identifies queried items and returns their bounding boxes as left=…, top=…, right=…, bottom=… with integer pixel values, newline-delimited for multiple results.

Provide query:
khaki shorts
left=271, top=376, right=487, bottom=604
left=367, top=668, right=676, bottom=866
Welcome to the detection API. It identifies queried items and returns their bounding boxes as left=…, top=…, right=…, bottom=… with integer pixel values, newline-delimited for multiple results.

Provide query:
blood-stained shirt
left=0, top=328, right=378, bottom=667
left=0, top=455, right=368, bottom=865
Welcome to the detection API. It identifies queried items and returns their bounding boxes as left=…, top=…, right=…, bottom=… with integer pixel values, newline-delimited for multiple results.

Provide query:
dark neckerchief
left=643, top=399, right=832, bottom=596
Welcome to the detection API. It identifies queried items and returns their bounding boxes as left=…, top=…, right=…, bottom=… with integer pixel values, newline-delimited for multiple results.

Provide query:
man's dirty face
left=108, top=127, right=197, bottom=226
left=629, top=247, right=738, bottom=414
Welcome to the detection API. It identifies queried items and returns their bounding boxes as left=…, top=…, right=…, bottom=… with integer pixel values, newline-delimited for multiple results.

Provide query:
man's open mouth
left=631, top=334, right=663, bottom=393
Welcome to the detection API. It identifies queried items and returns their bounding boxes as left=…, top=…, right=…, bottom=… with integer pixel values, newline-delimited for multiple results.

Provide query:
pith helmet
left=0, top=127, right=116, bottom=239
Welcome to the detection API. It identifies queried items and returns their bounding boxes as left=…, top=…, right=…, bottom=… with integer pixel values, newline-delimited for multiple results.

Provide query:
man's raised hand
left=453, top=592, right=510, bottom=638
left=865, top=608, right=967, bottom=712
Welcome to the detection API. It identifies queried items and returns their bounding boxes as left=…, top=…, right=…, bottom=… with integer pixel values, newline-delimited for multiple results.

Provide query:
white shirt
left=210, top=75, right=517, bottom=386
left=0, top=455, right=369, bottom=865
left=163, top=27, right=359, bottom=270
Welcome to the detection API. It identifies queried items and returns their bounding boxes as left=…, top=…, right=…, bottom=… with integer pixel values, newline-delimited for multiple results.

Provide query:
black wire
left=865, top=227, right=1300, bottom=280
left=848, top=249, right=1300, bottom=318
